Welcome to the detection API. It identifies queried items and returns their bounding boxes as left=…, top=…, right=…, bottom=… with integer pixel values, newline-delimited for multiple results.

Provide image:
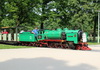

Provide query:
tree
left=0, top=0, right=99, bottom=42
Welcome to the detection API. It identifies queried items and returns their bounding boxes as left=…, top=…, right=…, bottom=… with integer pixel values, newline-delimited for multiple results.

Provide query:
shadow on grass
left=0, top=57, right=97, bottom=70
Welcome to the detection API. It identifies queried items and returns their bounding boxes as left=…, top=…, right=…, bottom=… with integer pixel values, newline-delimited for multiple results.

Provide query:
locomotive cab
left=37, top=29, right=47, bottom=40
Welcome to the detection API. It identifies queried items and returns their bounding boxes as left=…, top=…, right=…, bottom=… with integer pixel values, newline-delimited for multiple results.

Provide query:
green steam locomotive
left=19, top=28, right=91, bottom=50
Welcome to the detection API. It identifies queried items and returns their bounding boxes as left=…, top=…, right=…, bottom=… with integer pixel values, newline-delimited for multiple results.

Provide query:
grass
left=0, top=44, right=34, bottom=49
left=0, top=42, right=100, bottom=49
left=88, top=42, right=100, bottom=45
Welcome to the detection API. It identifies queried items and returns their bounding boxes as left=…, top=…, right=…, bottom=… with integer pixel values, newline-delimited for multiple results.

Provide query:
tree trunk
left=40, top=1, right=45, bottom=29
left=40, top=23, right=44, bottom=29
left=93, top=23, right=96, bottom=41
left=93, top=16, right=97, bottom=42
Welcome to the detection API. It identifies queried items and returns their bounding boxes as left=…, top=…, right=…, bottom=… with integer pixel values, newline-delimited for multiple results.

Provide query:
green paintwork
left=66, top=33, right=78, bottom=44
left=64, top=29, right=79, bottom=44
left=19, top=32, right=37, bottom=42
left=63, top=28, right=68, bottom=31
left=64, top=30, right=79, bottom=33
left=56, top=28, right=62, bottom=31
left=37, top=31, right=45, bottom=40
left=44, top=29, right=62, bottom=39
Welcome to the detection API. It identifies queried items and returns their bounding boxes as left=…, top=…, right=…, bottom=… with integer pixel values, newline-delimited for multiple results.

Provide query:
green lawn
left=0, top=44, right=34, bottom=49
left=0, top=42, right=100, bottom=49
left=88, top=42, right=100, bottom=45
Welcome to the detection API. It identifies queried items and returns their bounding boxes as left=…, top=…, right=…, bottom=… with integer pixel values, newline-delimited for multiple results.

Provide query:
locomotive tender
left=19, top=28, right=91, bottom=50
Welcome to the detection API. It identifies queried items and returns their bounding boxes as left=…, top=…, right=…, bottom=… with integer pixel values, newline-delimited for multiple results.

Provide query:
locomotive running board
left=39, top=39, right=66, bottom=42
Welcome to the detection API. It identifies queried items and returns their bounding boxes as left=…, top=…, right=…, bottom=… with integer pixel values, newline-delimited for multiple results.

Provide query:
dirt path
left=0, top=45, right=100, bottom=70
